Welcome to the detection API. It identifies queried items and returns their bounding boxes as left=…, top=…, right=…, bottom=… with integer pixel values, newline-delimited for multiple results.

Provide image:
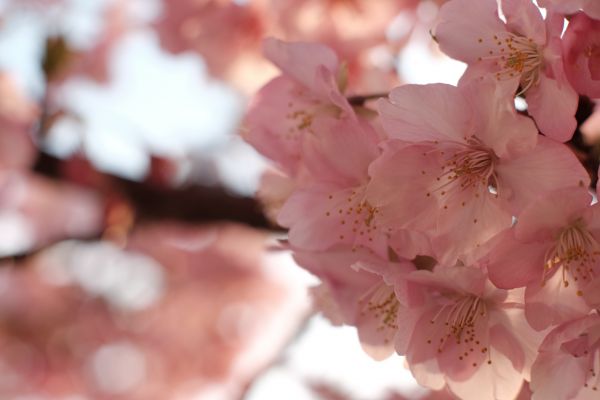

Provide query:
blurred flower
left=0, top=72, right=38, bottom=170
left=0, top=222, right=309, bottom=399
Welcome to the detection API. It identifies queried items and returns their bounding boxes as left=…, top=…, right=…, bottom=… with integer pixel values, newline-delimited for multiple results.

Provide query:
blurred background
left=0, top=0, right=466, bottom=399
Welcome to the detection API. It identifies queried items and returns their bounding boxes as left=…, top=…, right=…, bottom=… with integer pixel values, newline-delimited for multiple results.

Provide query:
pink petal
left=487, top=230, right=547, bottom=289
left=356, top=283, right=399, bottom=360
left=525, top=270, right=591, bottom=331
left=526, top=74, right=578, bottom=142
left=529, top=315, right=600, bottom=400
left=293, top=247, right=382, bottom=321
left=582, top=276, right=600, bottom=307
left=515, top=186, right=593, bottom=242
left=584, top=0, right=600, bottom=20
left=388, top=229, right=433, bottom=260
left=366, top=142, right=439, bottom=231
left=394, top=304, right=423, bottom=354
left=431, top=190, right=513, bottom=266
left=435, top=0, right=506, bottom=64
left=263, top=37, right=339, bottom=93
left=409, top=356, right=447, bottom=391
left=493, top=306, right=545, bottom=380
left=501, top=0, right=546, bottom=44
left=407, top=306, right=483, bottom=384
left=489, top=323, right=526, bottom=373
left=495, top=135, right=590, bottom=214
left=563, top=12, right=600, bottom=98
left=530, top=351, right=586, bottom=400
left=437, top=312, right=490, bottom=381
left=302, top=117, right=380, bottom=185
left=460, top=77, right=537, bottom=158
left=377, top=83, right=473, bottom=143
left=279, top=184, right=388, bottom=256
left=446, top=347, right=526, bottom=400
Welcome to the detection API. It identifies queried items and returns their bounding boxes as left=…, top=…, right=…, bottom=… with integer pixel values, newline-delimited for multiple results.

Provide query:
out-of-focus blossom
left=0, top=172, right=104, bottom=256
left=0, top=72, right=38, bottom=170
left=45, top=0, right=131, bottom=85
left=126, top=222, right=310, bottom=397
left=266, top=0, right=418, bottom=91
left=155, top=0, right=263, bottom=80
left=0, top=222, right=308, bottom=399
left=562, top=12, right=600, bottom=99
left=435, top=0, right=578, bottom=142
left=256, top=169, right=296, bottom=224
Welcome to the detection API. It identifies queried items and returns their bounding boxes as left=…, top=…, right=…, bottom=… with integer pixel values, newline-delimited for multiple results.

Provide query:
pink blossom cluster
left=244, top=1, right=600, bottom=399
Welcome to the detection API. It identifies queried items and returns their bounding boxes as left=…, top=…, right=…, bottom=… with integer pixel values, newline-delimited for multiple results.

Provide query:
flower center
left=428, top=139, right=497, bottom=202
left=426, top=294, right=490, bottom=365
left=478, top=32, right=544, bottom=94
left=360, top=284, right=399, bottom=344
left=325, top=187, right=380, bottom=247
left=443, top=147, right=495, bottom=189
left=543, top=221, right=600, bottom=291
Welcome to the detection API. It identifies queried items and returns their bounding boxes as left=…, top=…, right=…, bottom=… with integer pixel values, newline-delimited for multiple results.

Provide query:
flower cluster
left=245, top=1, right=600, bottom=399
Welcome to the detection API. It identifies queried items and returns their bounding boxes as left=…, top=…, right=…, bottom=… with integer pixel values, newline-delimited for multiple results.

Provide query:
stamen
left=478, top=32, right=543, bottom=95
left=543, top=221, right=600, bottom=291
left=360, top=284, right=399, bottom=344
left=429, top=138, right=497, bottom=207
left=427, top=295, right=488, bottom=362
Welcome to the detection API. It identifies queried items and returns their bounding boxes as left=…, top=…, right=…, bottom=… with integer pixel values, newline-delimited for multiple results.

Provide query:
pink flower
left=294, top=246, right=415, bottom=360
left=155, top=0, right=263, bottom=79
left=277, top=116, right=389, bottom=256
left=538, top=0, right=600, bottom=20
left=435, top=0, right=578, bottom=142
left=244, top=38, right=354, bottom=176
left=369, top=78, right=588, bottom=264
left=487, top=187, right=598, bottom=330
left=397, top=265, right=541, bottom=400
left=530, top=314, right=600, bottom=400
left=563, top=12, right=600, bottom=98
left=0, top=172, right=104, bottom=255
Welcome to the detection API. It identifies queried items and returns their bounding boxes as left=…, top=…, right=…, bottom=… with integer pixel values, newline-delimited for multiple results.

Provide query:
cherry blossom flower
left=0, top=172, right=104, bottom=255
left=487, top=187, right=598, bottom=330
left=368, top=77, right=588, bottom=264
left=562, top=12, right=600, bottom=98
left=155, top=0, right=264, bottom=79
left=538, top=0, right=600, bottom=20
left=435, top=0, right=578, bottom=142
left=397, top=265, right=540, bottom=400
left=295, top=246, right=415, bottom=360
left=277, top=116, right=389, bottom=256
left=530, top=313, right=600, bottom=400
left=244, top=38, right=354, bottom=177
left=0, top=223, right=307, bottom=399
